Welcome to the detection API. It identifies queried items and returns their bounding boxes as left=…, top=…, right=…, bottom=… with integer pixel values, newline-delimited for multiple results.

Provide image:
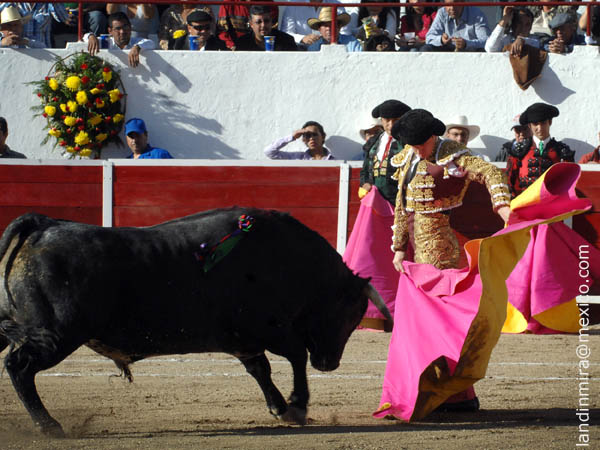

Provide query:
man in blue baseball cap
left=124, top=118, right=173, bottom=159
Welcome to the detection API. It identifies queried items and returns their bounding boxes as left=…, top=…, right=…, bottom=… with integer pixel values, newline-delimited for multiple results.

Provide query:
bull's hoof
left=281, top=406, right=307, bottom=425
left=39, top=420, right=65, bottom=438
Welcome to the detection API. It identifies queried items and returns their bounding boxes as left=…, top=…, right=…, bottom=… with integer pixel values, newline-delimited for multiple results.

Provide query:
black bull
left=0, top=208, right=391, bottom=437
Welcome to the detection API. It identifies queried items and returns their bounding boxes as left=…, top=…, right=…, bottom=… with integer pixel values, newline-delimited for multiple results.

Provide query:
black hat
left=372, top=100, right=411, bottom=119
left=187, top=10, right=212, bottom=24
left=391, top=109, right=446, bottom=146
left=519, top=103, right=559, bottom=125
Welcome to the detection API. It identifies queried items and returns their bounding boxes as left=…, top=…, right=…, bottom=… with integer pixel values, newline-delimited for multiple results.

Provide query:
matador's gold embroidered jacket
left=390, top=139, right=511, bottom=253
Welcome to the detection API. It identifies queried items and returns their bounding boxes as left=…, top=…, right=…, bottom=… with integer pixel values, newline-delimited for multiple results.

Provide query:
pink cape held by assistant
left=343, top=187, right=399, bottom=330
left=374, top=162, right=592, bottom=421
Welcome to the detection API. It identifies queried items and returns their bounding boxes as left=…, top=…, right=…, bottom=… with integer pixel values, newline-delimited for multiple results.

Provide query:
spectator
left=365, top=34, right=395, bottom=51
left=485, top=6, right=539, bottom=53
left=217, top=0, right=278, bottom=50
left=264, top=121, right=334, bottom=160
left=355, top=0, right=397, bottom=44
left=106, top=3, right=159, bottom=39
left=56, top=4, right=107, bottom=41
left=579, top=5, right=600, bottom=44
left=0, top=117, right=26, bottom=158
left=281, top=0, right=355, bottom=48
left=542, top=13, right=585, bottom=54
left=579, top=133, right=600, bottom=164
left=528, top=0, right=577, bottom=38
left=125, top=118, right=173, bottom=159
left=495, top=115, right=532, bottom=162
left=159, top=5, right=213, bottom=50
left=359, top=115, right=383, bottom=142
left=306, top=8, right=362, bottom=52
left=422, top=3, right=490, bottom=52
left=236, top=5, right=297, bottom=51
left=0, top=3, right=75, bottom=48
left=443, top=116, right=480, bottom=146
left=169, top=10, right=227, bottom=51
left=0, top=5, right=43, bottom=47
left=85, top=12, right=155, bottom=68
left=360, top=99, right=411, bottom=205
left=396, top=0, right=437, bottom=52
left=506, top=103, right=574, bottom=198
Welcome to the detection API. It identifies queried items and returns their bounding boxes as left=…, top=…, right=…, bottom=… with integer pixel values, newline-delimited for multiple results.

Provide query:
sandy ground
left=0, top=328, right=598, bottom=450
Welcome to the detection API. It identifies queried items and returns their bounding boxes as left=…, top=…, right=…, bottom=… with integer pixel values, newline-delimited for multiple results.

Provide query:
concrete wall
left=1, top=43, right=599, bottom=162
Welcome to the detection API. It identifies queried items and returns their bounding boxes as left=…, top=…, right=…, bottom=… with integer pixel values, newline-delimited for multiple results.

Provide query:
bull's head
left=305, top=274, right=392, bottom=372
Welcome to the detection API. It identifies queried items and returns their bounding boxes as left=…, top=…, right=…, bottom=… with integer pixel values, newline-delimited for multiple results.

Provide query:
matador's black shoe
left=435, top=397, right=480, bottom=413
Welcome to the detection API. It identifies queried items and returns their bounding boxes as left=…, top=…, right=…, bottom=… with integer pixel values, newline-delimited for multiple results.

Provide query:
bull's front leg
left=283, top=351, right=308, bottom=425
left=238, top=353, right=289, bottom=420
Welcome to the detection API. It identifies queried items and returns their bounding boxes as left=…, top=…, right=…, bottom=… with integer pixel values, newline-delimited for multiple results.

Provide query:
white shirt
left=485, top=24, right=540, bottom=53
left=281, top=0, right=357, bottom=44
left=376, top=132, right=394, bottom=162
left=83, top=33, right=155, bottom=51
left=533, top=135, right=552, bottom=150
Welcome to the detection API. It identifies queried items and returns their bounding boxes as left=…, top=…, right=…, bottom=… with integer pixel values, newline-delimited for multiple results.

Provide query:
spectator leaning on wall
left=542, top=13, right=585, bottom=54
left=124, top=118, right=173, bottom=160
left=485, top=6, right=539, bottom=53
left=0, top=117, right=26, bottom=159
left=84, top=12, right=155, bottom=68
left=421, top=3, right=490, bottom=52
left=0, top=5, right=43, bottom=47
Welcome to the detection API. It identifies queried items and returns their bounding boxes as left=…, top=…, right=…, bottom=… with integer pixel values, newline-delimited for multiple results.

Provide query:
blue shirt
left=425, top=6, right=490, bottom=50
left=307, top=34, right=362, bottom=52
left=0, top=3, right=70, bottom=48
left=127, top=145, right=173, bottom=159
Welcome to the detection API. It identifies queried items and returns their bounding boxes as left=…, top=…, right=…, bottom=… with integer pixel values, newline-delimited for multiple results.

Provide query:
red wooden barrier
left=0, top=164, right=103, bottom=230
left=112, top=166, right=341, bottom=246
left=0, top=163, right=598, bottom=261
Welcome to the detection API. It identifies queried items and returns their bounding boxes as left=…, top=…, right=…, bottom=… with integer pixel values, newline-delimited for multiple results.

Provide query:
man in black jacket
left=170, top=10, right=228, bottom=51
left=360, top=100, right=412, bottom=205
left=236, top=5, right=297, bottom=51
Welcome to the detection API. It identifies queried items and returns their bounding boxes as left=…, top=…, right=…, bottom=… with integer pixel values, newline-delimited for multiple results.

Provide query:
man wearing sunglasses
left=170, top=10, right=228, bottom=51
left=236, top=5, right=297, bottom=51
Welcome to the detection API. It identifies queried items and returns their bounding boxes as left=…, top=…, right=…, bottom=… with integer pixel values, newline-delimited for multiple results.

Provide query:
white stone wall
left=0, top=43, right=599, bottom=161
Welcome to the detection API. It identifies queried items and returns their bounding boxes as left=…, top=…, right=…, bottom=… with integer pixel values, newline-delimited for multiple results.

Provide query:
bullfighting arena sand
left=1, top=328, right=598, bottom=449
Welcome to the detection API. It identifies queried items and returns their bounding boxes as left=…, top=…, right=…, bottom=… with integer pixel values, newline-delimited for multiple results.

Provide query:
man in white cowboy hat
left=281, top=0, right=356, bottom=48
left=0, top=5, right=43, bottom=48
left=306, top=7, right=362, bottom=52
left=444, top=115, right=480, bottom=145
left=0, top=3, right=74, bottom=48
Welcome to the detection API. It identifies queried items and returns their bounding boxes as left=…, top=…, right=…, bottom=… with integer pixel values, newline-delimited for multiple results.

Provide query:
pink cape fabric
left=506, top=222, right=600, bottom=334
left=373, top=163, right=593, bottom=421
left=343, top=187, right=399, bottom=321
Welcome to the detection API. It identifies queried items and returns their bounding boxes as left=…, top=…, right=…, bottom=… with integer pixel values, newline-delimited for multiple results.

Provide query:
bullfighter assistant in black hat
left=506, top=102, right=574, bottom=197
left=359, top=100, right=412, bottom=205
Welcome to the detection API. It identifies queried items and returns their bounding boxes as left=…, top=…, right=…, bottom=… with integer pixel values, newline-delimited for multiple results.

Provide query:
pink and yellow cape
left=343, top=187, right=399, bottom=330
left=374, top=163, right=594, bottom=421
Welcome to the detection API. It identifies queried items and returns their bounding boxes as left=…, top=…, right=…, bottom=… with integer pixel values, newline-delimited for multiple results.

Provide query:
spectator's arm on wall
left=264, top=135, right=295, bottom=159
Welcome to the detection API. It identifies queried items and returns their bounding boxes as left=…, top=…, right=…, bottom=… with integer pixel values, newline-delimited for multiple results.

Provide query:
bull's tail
left=0, top=319, right=61, bottom=373
left=0, top=213, right=59, bottom=309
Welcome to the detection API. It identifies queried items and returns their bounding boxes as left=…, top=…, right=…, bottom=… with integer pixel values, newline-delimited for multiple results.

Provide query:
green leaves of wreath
left=30, top=52, right=127, bottom=159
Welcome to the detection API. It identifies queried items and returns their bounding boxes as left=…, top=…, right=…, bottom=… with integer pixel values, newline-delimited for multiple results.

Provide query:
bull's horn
left=364, top=283, right=393, bottom=325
